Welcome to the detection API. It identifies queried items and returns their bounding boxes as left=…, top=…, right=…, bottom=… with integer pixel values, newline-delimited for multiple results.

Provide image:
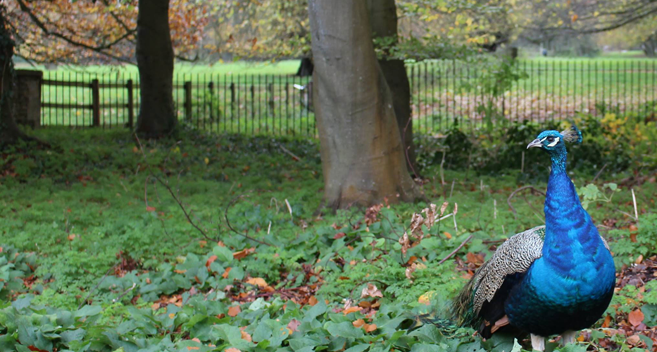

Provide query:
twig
left=151, top=174, right=214, bottom=242
left=285, top=199, right=294, bottom=222
left=79, top=264, right=118, bottom=309
left=278, top=144, right=301, bottom=161
left=438, top=235, right=473, bottom=265
left=494, top=199, right=497, bottom=220
left=113, top=283, right=137, bottom=303
left=521, top=151, right=525, bottom=173
left=225, top=195, right=274, bottom=246
left=507, top=186, right=547, bottom=217
left=433, top=213, right=453, bottom=224
left=440, top=150, right=446, bottom=185
left=592, top=163, right=608, bottom=182
left=631, top=188, right=639, bottom=221
left=449, top=180, right=455, bottom=198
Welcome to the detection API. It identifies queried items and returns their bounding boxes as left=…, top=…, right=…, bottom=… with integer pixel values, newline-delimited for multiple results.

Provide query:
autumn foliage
left=8, top=0, right=213, bottom=63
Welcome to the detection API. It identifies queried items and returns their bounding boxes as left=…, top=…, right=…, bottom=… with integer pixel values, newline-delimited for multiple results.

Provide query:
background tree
left=10, top=0, right=211, bottom=137
left=134, top=0, right=175, bottom=137
left=368, top=0, right=416, bottom=174
left=0, top=3, right=28, bottom=147
left=308, top=0, right=417, bottom=209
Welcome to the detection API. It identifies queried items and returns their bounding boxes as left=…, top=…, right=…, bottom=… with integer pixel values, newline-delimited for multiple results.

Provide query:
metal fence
left=39, top=59, right=657, bottom=136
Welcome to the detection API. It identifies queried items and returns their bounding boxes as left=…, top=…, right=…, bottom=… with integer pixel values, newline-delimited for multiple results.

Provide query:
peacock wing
left=453, top=226, right=545, bottom=327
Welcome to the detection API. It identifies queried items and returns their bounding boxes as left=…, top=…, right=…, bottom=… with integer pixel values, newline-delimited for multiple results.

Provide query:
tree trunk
left=367, top=0, right=416, bottom=176
left=135, top=0, right=176, bottom=138
left=309, top=0, right=417, bottom=209
left=0, top=4, right=29, bottom=148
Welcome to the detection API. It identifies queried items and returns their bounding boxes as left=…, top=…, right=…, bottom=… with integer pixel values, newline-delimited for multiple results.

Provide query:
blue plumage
left=453, top=127, right=616, bottom=351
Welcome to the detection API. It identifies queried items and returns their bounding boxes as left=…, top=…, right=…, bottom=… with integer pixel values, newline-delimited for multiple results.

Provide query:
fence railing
left=39, top=59, right=657, bottom=135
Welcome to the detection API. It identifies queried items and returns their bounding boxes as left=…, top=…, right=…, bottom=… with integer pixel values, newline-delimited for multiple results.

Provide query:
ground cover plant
left=1, top=114, right=656, bottom=351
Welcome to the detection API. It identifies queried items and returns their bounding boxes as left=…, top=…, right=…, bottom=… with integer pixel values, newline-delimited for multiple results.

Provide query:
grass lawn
left=1, top=127, right=656, bottom=351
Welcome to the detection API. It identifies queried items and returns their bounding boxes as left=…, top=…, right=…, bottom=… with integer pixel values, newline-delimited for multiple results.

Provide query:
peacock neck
left=549, top=149, right=568, bottom=175
left=541, top=148, right=599, bottom=270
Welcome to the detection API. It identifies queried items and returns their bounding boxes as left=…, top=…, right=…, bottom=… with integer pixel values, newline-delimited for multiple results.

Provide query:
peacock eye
left=547, top=136, right=555, bottom=142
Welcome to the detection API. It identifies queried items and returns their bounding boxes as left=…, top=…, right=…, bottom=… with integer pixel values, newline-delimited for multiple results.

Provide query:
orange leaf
left=233, top=247, right=255, bottom=260
left=240, top=329, right=252, bottom=342
left=443, top=231, right=452, bottom=239
left=67, top=234, right=76, bottom=241
left=27, top=346, right=48, bottom=352
left=364, top=323, right=377, bottom=333
left=308, top=296, right=318, bottom=306
left=146, top=206, right=156, bottom=212
left=174, top=269, right=187, bottom=274
left=343, top=307, right=361, bottom=315
left=246, top=277, right=268, bottom=288
left=628, top=308, right=644, bottom=327
left=333, top=232, right=346, bottom=239
left=602, top=314, right=612, bottom=328
left=225, top=348, right=241, bottom=352
left=353, top=319, right=365, bottom=328
left=228, top=306, right=241, bottom=317
left=222, top=267, right=232, bottom=279
left=206, top=255, right=218, bottom=270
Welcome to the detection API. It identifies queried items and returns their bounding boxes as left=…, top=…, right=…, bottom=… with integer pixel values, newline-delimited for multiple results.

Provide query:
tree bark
left=309, top=0, right=417, bottom=209
left=0, top=4, right=29, bottom=148
left=367, top=0, right=416, bottom=176
left=135, top=0, right=177, bottom=138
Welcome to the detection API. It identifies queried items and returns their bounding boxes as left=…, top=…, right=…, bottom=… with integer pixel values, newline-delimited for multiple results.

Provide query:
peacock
left=451, top=126, right=616, bottom=351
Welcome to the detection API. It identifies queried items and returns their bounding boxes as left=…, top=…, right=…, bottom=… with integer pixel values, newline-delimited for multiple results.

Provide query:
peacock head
left=527, top=125, right=582, bottom=154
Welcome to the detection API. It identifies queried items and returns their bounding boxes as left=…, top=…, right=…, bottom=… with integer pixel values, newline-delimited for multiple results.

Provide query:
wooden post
left=184, top=81, right=192, bottom=120
left=91, top=79, right=100, bottom=127
left=127, top=79, right=134, bottom=128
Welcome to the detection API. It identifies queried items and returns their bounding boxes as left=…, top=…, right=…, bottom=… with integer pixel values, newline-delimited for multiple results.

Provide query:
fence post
left=184, top=81, right=192, bottom=120
left=127, top=79, right=134, bottom=128
left=91, top=79, right=100, bottom=127
left=208, top=81, right=214, bottom=120
left=267, top=83, right=274, bottom=115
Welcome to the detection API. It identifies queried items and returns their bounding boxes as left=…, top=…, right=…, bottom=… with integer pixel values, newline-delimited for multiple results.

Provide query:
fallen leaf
left=27, top=346, right=49, bottom=352
left=333, top=232, right=346, bottom=239
left=287, top=319, right=301, bottom=332
left=343, top=307, right=361, bottom=315
left=233, top=247, right=255, bottom=260
left=228, top=306, right=241, bottom=317
left=222, top=267, right=232, bottom=279
left=418, top=291, right=435, bottom=305
left=628, top=308, right=644, bottom=327
left=627, top=334, right=640, bottom=345
left=146, top=206, right=156, bottom=212
left=308, top=296, right=318, bottom=306
left=246, top=277, right=268, bottom=288
left=199, top=240, right=207, bottom=248
left=364, top=323, right=377, bottom=333
left=187, top=347, right=199, bottom=351
left=67, top=234, right=76, bottom=241
left=225, top=348, right=241, bottom=352
left=361, top=283, right=383, bottom=299
left=174, top=269, right=187, bottom=274
left=206, top=255, right=218, bottom=270
left=602, top=314, right=612, bottom=328
left=353, top=319, right=365, bottom=328
left=240, top=328, right=252, bottom=342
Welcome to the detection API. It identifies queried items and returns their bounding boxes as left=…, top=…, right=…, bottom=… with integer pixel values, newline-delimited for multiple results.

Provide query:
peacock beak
left=527, top=139, right=543, bottom=149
